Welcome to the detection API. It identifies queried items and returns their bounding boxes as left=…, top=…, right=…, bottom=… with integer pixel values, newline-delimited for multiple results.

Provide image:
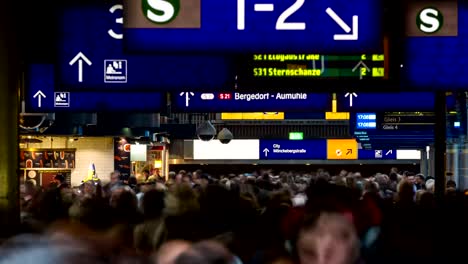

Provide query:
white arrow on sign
left=263, top=148, right=270, bottom=157
left=69, top=52, right=92, bottom=83
left=352, top=61, right=370, bottom=80
left=385, top=150, right=393, bottom=156
left=345, top=92, right=358, bottom=107
left=180, top=92, right=195, bottom=107
left=33, top=90, right=46, bottom=108
left=325, top=7, right=358, bottom=41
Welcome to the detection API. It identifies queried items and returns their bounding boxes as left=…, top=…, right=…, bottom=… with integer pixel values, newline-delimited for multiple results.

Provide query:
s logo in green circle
left=143, top=0, right=180, bottom=25
left=416, top=7, right=444, bottom=34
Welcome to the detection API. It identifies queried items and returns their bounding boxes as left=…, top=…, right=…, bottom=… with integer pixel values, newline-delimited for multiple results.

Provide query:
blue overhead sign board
left=57, top=2, right=234, bottom=91
left=260, top=140, right=327, bottom=160
left=404, top=1, right=468, bottom=89
left=123, top=0, right=382, bottom=53
left=172, top=92, right=329, bottom=112
left=258, top=140, right=395, bottom=160
left=358, top=149, right=396, bottom=160
left=338, top=92, right=435, bottom=112
left=172, top=92, right=438, bottom=113
left=26, top=64, right=164, bottom=113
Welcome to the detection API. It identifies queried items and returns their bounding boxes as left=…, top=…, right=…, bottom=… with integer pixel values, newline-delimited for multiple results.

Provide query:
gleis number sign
left=124, top=0, right=383, bottom=53
left=144, top=0, right=312, bottom=30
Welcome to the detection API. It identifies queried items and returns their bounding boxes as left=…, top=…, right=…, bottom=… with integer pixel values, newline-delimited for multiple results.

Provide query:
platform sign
left=377, top=113, right=435, bottom=131
left=124, top=0, right=383, bottom=53
left=338, top=92, right=435, bottom=112
left=327, top=139, right=358, bottom=160
left=172, top=92, right=329, bottom=112
left=57, top=2, right=235, bottom=92
left=259, top=140, right=327, bottom=160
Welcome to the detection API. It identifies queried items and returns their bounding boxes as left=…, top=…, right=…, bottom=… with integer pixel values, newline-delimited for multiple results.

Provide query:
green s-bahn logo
left=416, top=7, right=444, bottom=34
left=142, top=0, right=180, bottom=24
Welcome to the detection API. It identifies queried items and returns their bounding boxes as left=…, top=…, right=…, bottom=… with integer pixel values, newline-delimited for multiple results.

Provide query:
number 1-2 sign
left=124, top=0, right=383, bottom=53
left=237, top=0, right=306, bottom=30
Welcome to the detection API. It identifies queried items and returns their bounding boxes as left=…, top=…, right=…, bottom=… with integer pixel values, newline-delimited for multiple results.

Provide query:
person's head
left=173, top=241, right=233, bottom=264
left=415, top=190, right=426, bottom=204
left=54, top=174, right=66, bottom=184
left=295, top=212, right=360, bottom=264
left=406, top=172, right=416, bottom=184
left=110, top=188, right=138, bottom=215
left=389, top=172, right=398, bottom=182
left=175, top=174, right=183, bottom=184
left=128, top=176, right=137, bottom=186
left=447, top=180, right=457, bottom=189
left=169, top=171, right=177, bottom=180
left=200, top=174, right=211, bottom=187
left=397, top=180, right=415, bottom=203
left=339, top=170, right=348, bottom=177
left=415, top=174, right=425, bottom=184
left=154, top=240, right=192, bottom=264
left=24, top=180, right=37, bottom=195
left=363, top=180, right=379, bottom=194
left=193, top=170, right=202, bottom=181
left=425, top=179, right=435, bottom=192
left=82, top=182, right=95, bottom=195
left=419, top=191, right=435, bottom=208
left=374, top=174, right=388, bottom=188
left=182, top=174, right=192, bottom=184
left=142, top=170, right=150, bottom=179
left=142, top=189, right=165, bottom=219
left=110, top=171, right=120, bottom=184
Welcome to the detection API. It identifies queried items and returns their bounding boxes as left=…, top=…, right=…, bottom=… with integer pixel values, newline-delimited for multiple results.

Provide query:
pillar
left=420, top=148, right=428, bottom=177
left=0, top=0, right=19, bottom=236
left=434, top=91, right=447, bottom=202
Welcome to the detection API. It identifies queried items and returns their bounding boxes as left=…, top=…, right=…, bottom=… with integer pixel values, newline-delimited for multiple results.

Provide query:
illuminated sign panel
left=57, top=2, right=235, bottom=92
left=245, top=54, right=386, bottom=81
left=406, top=2, right=458, bottom=37
left=172, top=92, right=437, bottom=113
left=404, top=0, right=468, bottom=89
left=192, top=140, right=418, bottom=160
left=26, top=64, right=165, bottom=112
left=260, top=140, right=327, bottom=160
left=193, top=140, right=260, bottom=160
left=173, top=92, right=329, bottom=112
left=124, top=0, right=383, bottom=53
left=221, top=113, right=285, bottom=120
left=358, top=149, right=396, bottom=159
left=327, top=139, right=358, bottom=160
left=289, top=132, right=304, bottom=140
left=356, top=113, right=377, bottom=130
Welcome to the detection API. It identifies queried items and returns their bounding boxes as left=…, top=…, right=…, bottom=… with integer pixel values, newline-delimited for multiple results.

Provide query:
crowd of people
left=1, top=168, right=467, bottom=264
